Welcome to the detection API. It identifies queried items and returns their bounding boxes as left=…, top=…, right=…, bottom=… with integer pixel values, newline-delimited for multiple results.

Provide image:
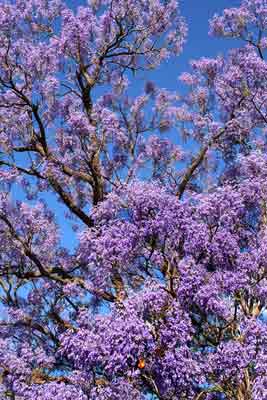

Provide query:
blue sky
left=143, top=0, right=241, bottom=90
left=12, top=0, right=241, bottom=250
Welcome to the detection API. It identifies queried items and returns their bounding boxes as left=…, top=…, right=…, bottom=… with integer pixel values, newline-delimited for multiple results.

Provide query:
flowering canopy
left=1, top=0, right=267, bottom=399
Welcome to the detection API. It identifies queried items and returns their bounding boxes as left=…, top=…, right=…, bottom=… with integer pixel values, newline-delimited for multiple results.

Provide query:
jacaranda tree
left=1, top=0, right=267, bottom=398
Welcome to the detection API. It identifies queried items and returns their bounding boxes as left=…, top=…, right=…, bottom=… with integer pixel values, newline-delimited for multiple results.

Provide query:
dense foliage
left=1, top=0, right=267, bottom=398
